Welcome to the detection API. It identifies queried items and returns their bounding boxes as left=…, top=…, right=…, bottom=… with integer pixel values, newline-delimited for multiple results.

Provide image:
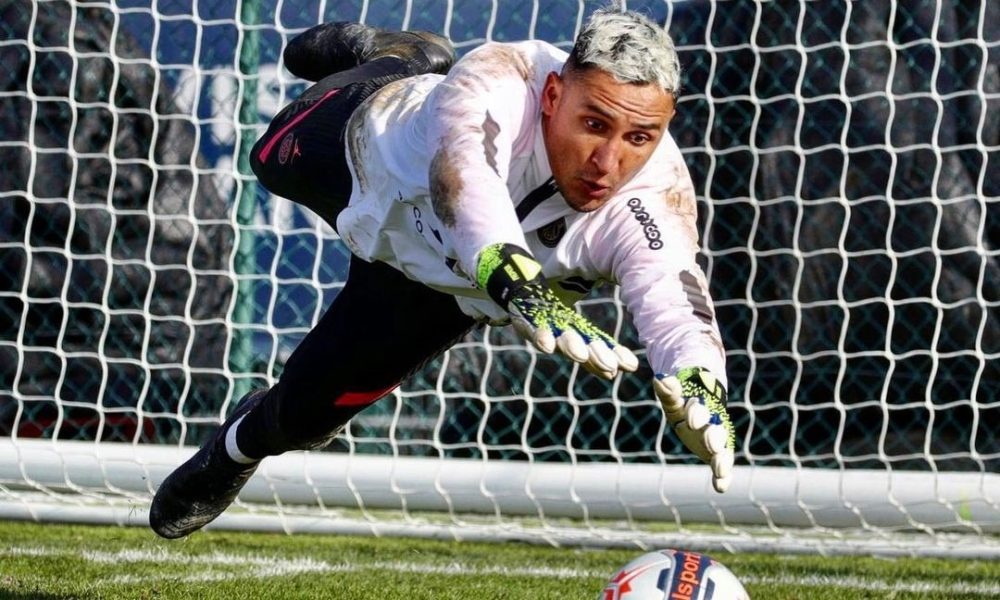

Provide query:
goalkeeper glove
left=476, top=243, right=638, bottom=379
left=653, top=366, right=736, bottom=493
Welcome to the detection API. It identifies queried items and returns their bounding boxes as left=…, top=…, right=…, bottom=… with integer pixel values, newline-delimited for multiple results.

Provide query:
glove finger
left=674, top=422, right=712, bottom=462
left=712, top=472, right=733, bottom=494
left=555, top=329, right=589, bottom=363
left=614, top=345, right=639, bottom=372
left=582, top=360, right=616, bottom=380
left=686, top=399, right=710, bottom=431
left=514, top=318, right=555, bottom=354
left=586, top=340, right=619, bottom=376
left=711, top=448, right=735, bottom=493
left=653, top=376, right=684, bottom=413
left=704, top=423, right=729, bottom=454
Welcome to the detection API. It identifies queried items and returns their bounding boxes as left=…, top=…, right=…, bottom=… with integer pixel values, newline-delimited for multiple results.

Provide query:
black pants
left=237, top=58, right=476, bottom=457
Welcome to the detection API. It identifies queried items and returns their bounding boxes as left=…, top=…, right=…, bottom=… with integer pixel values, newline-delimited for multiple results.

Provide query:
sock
left=224, top=414, right=259, bottom=464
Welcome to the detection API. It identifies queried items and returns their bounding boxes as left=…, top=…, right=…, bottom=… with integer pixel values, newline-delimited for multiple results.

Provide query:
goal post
left=2, top=0, right=998, bottom=559
left=2, top=437, right=999, bottom=558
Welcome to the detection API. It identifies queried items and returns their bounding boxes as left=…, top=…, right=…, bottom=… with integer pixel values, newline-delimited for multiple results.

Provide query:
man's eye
left=584, top=118, right=604, bottom=131
left=629, top=133, right=651, bottom=145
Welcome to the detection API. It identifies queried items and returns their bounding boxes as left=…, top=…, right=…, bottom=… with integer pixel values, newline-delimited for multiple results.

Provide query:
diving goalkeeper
left=150, top=8, right=736, bottom=539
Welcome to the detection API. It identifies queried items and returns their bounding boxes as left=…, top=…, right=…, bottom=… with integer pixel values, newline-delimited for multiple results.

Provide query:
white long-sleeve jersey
left=336, top=40, right=726, bottom=384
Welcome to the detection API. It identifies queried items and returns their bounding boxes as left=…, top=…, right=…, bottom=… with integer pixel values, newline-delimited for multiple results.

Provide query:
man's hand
left=653, top=367, right=736, bottom=493
left=476, top=243, right=638, bottom=379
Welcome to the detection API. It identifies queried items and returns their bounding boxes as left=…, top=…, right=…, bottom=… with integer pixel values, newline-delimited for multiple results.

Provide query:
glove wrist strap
left=475, top=243, right=544, bottom=310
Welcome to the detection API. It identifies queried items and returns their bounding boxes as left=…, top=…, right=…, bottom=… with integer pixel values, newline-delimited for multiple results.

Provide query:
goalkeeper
left=151, top=8, right=736, bottom=539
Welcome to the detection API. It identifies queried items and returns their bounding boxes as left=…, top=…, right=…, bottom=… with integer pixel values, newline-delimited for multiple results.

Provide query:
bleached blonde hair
left=566, top=8, right=681, bottom=95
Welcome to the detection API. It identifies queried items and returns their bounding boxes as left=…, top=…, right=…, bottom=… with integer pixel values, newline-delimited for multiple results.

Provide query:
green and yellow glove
left=476, top=243, right=638, bottom=379
left=654, top=366, right=736, bottom=493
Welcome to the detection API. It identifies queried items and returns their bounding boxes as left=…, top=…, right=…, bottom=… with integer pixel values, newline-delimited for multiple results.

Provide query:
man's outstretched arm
left=593, top=143, right=736, bottom=491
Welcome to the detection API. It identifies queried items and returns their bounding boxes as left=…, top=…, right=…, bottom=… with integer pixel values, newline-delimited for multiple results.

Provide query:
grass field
left=1, top=521, right=998, bottom=599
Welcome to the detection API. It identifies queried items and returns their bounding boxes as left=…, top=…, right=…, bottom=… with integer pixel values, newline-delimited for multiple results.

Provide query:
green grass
left=1, top=520, right=997, bottom=599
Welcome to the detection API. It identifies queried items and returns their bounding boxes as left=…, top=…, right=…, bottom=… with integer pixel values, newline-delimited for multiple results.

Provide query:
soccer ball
left=598, top=549, right=749, bottom=600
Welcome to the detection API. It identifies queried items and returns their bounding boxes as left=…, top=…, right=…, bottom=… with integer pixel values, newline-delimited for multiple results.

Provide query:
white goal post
left=1, top=0, right=998, bottom=559
left=3, top=438, right=999, bottom=558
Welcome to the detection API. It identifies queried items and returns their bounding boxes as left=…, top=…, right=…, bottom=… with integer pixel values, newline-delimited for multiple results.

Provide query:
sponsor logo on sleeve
left=627, top=197, right=663, bottom=250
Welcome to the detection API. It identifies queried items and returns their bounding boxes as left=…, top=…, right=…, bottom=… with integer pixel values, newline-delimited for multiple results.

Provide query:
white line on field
left=740, top=573, right=1000, bottom=596
left=5, top=545, right=999, bottom=596
left=79, top=547, right=595, bottom=578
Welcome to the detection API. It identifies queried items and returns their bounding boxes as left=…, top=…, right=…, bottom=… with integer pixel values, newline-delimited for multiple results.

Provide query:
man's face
left=541, top=68, right=675, bottom=212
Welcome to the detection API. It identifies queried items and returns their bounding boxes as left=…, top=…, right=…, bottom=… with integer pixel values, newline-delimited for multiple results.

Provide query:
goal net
left=2, top=0, right=998, bottom=558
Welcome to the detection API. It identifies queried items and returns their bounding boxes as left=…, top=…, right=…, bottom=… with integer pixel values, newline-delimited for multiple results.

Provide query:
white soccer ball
left=598, top=549, right=749, bottom=600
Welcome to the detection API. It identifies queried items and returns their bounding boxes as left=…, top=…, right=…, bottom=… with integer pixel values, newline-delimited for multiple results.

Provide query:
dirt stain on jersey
left=664, top=190, right=685, bottom=211
left=664, top=163, right=696, bottom=215
left=430, top=146, right=463, bottom=227
left=347, top=79, right=410, bottom=193
left=346, top=112, right=370, bottom=192
left=662, top=160, right=700, bottom=245
left=467, top=43, right=534, bottom=82
left=417, top=45, right=536, bottom=227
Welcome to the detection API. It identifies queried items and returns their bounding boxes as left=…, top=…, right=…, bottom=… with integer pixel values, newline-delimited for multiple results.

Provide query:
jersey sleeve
left=424, top=42, right=538, bottom=279
left=589, top=142, right=728, bottom=387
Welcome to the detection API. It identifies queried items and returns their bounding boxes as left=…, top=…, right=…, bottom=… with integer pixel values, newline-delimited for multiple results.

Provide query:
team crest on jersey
left=537, top=218, right=566, bottom=248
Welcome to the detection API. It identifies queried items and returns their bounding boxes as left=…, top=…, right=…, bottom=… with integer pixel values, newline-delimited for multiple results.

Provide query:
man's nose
left=589, top=139, right=620, bottom=175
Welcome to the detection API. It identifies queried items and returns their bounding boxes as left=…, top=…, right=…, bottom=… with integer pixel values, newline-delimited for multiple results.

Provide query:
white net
left=1, top=0, right=998, bottom=558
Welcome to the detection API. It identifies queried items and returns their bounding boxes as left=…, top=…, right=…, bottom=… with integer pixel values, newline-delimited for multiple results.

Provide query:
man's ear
left=541, top=71, right=563, bottom=117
